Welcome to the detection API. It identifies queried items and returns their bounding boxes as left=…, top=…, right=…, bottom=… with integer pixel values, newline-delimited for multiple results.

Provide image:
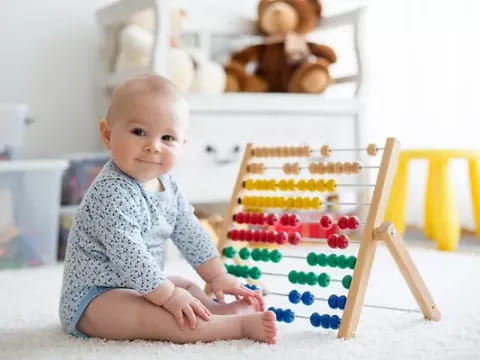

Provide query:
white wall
left=0, top=0, right=115, bottom=157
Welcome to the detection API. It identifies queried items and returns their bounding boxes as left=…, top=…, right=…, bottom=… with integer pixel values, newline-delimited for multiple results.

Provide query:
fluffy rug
left=1, top=243, right=479, bottom=360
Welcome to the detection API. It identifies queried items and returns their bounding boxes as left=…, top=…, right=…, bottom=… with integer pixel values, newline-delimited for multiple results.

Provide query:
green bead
left=306, top=252, right=318, bottom=266
left=240, top=265, right=250, bottom=278
left=297, top=271, right=306, bottom=285
left=318, top=272, right=330, bottom=287
left=288, top=270, right=298, bottom=284
left=270, top=249, right=282, bottom=263
left=228, top=264, right=237, bottom=276
left=251, top=248, right=262, bottom=261
left=260, top=248, right=270, bottom=262
left=306, top=271, right=317, bottom=285
left=225, top=264, right=231, bottom=273
left=336, top=255, right=348, bottom=269
left=249, top=266, right=261, bottom=279
left=317, top=253, right=327, bottom=266
left=347, top=256, right=357, bottom=270
left=342, top=275, right=352, bottom=289
left=327, top=254, right=337, bottom=268
left=223, top=246, right=236, bottom=259
left=239, top=247, right=251, bottom=260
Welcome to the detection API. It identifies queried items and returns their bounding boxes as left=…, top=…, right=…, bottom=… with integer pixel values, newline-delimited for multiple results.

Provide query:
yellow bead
left=307, top=179, right=316, bottom=192
left=297, top=179, right=307, bottom=191
left=287, top=179, right=296, bottom=191
left=278, top=179, right=287, bottom=191
left=286, top=197, right=294, bottom=209
left=326, top=179, right=336, bottom=192
left=311, top=197, right=321, bottom=209
left=245, top=179, right=253, bottom=190
left=317, top=179, right=325, bottom=192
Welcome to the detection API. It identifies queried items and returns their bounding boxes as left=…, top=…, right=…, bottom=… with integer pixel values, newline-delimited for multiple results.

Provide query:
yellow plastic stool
left=385, top=150, right=480, bottom=251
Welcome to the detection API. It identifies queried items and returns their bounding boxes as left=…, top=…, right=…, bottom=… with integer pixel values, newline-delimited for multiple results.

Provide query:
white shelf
left=188, top=93, right=360, bottom=115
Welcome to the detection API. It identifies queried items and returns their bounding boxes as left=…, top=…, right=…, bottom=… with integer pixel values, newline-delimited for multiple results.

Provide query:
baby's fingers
left=191, top=301, right=210, bottom=322
left=182, top=305, right=197, bottom=329
left=174, top=310, right=186, bottom=330
left=215, top=290, right=225, bottom=304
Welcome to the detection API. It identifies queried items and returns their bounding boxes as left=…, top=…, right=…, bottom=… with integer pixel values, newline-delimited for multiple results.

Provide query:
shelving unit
left=95, top=0, right=367, bottom=205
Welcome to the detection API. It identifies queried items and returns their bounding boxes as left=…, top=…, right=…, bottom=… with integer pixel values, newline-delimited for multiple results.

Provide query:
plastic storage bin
left=0, top=160, right=68, bottom=268
left=61, top=153, right=110, bottom=205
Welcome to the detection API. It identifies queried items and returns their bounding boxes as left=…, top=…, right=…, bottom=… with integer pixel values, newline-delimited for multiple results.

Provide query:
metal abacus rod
left=266, top=291, right=421, bottom=313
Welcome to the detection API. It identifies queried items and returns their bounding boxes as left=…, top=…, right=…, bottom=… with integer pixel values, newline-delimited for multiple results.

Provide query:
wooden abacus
left=216, top=138, right=441, bottom=339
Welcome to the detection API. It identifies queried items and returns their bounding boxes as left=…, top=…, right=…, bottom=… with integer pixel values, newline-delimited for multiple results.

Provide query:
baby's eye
left=131, top=128, right=146, bottom=136
left=162, top=135, right=176, bottom=142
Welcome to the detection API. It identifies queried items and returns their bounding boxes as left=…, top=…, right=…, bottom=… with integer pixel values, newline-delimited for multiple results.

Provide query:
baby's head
left=100, top=74, right=189, bottom=183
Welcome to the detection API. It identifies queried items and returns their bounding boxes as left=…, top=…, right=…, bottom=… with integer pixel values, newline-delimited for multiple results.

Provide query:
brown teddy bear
left=225, top=0, right=337, bottom=93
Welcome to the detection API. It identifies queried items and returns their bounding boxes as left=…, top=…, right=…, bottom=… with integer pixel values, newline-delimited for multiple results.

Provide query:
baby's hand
left=162, top=287, right=211, bottom=329
left=209, top=273, right=265, bottom=311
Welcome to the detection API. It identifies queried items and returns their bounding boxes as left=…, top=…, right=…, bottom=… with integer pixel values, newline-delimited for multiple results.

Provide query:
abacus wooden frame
left=215, top=137, right=441, bottom=340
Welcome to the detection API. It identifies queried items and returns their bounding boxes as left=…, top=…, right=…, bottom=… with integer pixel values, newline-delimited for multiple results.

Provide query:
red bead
left=288, top=214, right=300, bottom=227
left=337, top=234, right=349, bottom=249
left=280, top=214, right=290, bottom=226
left=244, top=230, right=253, bottom=241
left=234, top=212, right=244, bottom=224
left=337, top=216, right=349, bottom=230
left=267, top=231, right=277, bottom=243
left=228, top=229, right=236, bottom=240
left=244, top=212, right=252, bottom=224
left=320, top=215, right=334, bottom=230
left=257, top=213, right=265, bottom=225
left=238, top=229, right=245, bottom=241
left=327, top=234, right=339, bottom=248
left=276, top=231, right=288, bottom=245
left=266, top=213, right=279, bottom=225
left=258, top=230, right=267, bottom=242
left=249, top=213, right=256, bottom=225
left=347, top=216, right=360, bottom=230
left=252, top=230, right=261, bottom=242
left=288, top=232, right=301, bottom=245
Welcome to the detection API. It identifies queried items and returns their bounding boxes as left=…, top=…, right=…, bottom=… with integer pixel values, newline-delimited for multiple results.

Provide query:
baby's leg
left=77, top=288, right=276, bottom=344
left=168, top=276, right=262, bottom=314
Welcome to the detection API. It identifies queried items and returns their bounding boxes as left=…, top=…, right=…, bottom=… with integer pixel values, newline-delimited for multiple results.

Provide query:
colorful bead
left=320, top=215, right=334, bottom=230
left=347, top=216, right=360, bottom=230
left=280, top=214, right=290, bottom=226
left=347, top=256, right=357, bottom=269
left=325, top=179, right=336, bottom=192
left=338, top=295, right=347, bottom=310
left=328, top=294, right=338, bottom=309
left=249, top=266, right=261, bottom=280
left=276, top=231, right=288, bottom=245
left=270, top=249, right=282, bottom=263
left=337, top=234, right=349, bottom=249
left=289, top=214, right=300, bottom=226
left=318, top=273, right=330, bottom=287
left=327, top=254, right=337, bottom=267
left=337, top=216, right=349, bottom=230
left=301, top=291, right=315, bottom=305
left=251, top=248, right=262, bottom=261
left=297, top=271, right=306, bottom=285
left=283, top=309, right=295, bottom=323
left=342, top=275, right=352, bottom=289
left=329, top=315, right=341, bottom=330
left=327, top=234, right=339, bottom=248
left=239, top=247, right=250, bottom=260
left=223, top=246, right=236, bottom=258
left=260, top=248, right=270, bottom=261
left=310, top=312, right=321, bottom=327
left=320, top=314, right=330, bottom=329
left=336, top=255, right=348, bottom=269
left=306, top=252, right=318, bottom=266
left=288, top=270, right=298, bottom=284
left=306, top=272, right=317, bottom=285
left=288, top=232, right=301, bottom=245
left=288, top=290, right=301, bottom=304
left=317, top=253, right=328, bottom=266
left=266, top=213, right=279, bottom=225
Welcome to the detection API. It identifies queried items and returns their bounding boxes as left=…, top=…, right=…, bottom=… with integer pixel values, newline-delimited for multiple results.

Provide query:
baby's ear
left=99, top=118, right=112, bottom=149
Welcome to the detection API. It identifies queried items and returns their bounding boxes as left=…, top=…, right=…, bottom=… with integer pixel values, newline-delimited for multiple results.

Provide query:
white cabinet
left=96, top=0, right=366, bottom=204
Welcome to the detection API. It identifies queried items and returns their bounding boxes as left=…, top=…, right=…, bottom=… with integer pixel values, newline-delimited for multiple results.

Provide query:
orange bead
left=321, top=145, right=331, bottom=157
left=367, top=143, right=378, bottom=156
left=308, top=162, right=318, bottom=174
left=326, top=162, right=335, bottom=174
left=291, top=162, right=300, bottom=174
left=334, top=162, right=344, bottom=174
left=351, top=161, right=362, bottom=174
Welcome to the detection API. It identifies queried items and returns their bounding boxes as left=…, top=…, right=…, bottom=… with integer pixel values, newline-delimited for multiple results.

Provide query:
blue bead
left=338, top=295, right=347, bottom=310
left=274, top=308, right=284, bottom=322
left=268, top=306, right=276, bottom=312
left=301, top=291, right=315, bottom=305
left=328, top=294, right=338, bottom=309
left=244, top=284, right=258, bottom=290
left=329, top=315, right=341, bottom=330
left=288, top=290, right=301, bottom=304
left=283, top=309, right=295, bottom=323
left=310, top=312, right=322, bottom=327
left=320, top=314, right=330, bottom=329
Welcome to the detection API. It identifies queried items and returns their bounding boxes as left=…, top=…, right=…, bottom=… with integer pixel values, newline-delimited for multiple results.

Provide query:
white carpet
left=1, top=243, right=479, bottom=360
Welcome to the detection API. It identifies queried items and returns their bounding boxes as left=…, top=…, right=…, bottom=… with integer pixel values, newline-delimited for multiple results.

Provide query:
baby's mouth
left=137, top=158, right=162, bottom=165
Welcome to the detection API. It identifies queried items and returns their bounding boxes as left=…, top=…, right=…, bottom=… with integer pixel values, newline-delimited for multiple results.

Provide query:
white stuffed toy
left=114, top=8, right=225, bottom=94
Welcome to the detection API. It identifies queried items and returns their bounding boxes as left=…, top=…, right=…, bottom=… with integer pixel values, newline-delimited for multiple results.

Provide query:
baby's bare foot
left=241, top=311, right=277, bottom=344
left=212, top=296, right=262, bottom=315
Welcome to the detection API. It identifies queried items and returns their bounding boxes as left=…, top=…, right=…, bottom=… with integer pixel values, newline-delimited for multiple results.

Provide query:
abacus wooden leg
left=432, top=159, right=460, bottom=251
left=385, top=156, right=409, bottom=234
left=468, top=158, right=480, bottom=238
left=374, top=222, right=441, bottom=321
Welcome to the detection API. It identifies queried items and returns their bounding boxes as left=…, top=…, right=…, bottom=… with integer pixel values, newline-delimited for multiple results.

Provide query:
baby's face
left=103, top=93, right=188, bottom=183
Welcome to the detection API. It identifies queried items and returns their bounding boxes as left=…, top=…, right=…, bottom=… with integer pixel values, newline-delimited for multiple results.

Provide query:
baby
left=59, top=74, right=277, bottom=344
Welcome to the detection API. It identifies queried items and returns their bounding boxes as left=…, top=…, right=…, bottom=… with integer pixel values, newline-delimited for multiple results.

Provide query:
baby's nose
left=144, top=141, right=162, bottom=153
